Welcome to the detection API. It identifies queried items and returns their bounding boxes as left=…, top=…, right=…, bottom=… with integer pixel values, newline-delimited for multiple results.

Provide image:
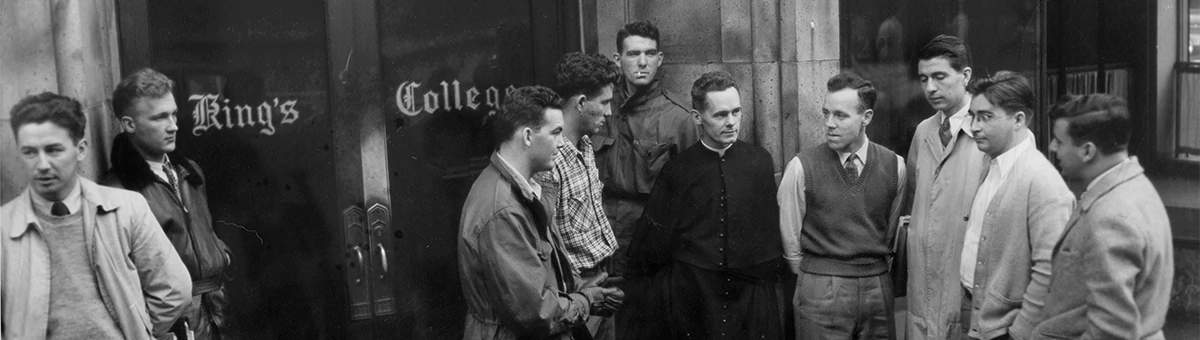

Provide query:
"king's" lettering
left=189, top=94, right=300, bottom=136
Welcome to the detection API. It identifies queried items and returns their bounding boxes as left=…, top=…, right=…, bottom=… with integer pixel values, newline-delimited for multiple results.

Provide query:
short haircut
left=10, top=92, right=87, bottom=142
left=826, top=71, right=877, bottom=113
left=966, top=71, right=1035, bottom=117
left=616, top=21, right=660, bottom=52
left=554, top=52, right=619, bottom=99
left=491, top=85, right=562, bottom=147
left=1048, top=93, right=1132, bottom=155
left=112, top=68, right=175, bottom=118
left=691, top=71, right=738, bottom=112
left=917, top=35, right=971, bottom=72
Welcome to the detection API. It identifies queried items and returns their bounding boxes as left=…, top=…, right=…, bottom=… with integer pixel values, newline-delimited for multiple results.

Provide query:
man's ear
left=523, top=127, right=534, bottom=146
left=75, top=138, right=89, bottom=161
left=691, top=109, right=702, bottom=125
left=962, top=66, right=973, bottom=83
left=119, top=116, right=136, bottom=133
left=1081, top=141, right=1098, bottom=163
left=1013, top=111, right=1027, bottom=129
left=613, top=52, right=621, bottom=63
left=862, top=109, right=874, bottom=126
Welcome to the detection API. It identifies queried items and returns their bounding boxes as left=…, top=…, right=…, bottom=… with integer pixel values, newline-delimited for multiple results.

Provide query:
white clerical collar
left=701, top=140, right=733, bottom=156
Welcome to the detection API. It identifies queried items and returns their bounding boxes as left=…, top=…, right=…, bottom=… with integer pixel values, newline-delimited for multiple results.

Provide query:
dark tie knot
left=51, top=201, right=69, bottom=216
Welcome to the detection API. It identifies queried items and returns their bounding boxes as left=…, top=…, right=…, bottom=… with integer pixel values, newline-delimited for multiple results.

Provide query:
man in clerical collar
left=627, top=71, right=785, bottom=339
left=534, top=52, right=621, bottom=340
left=1033, top=94, right=1173, bottom=339
left=778, top=72, right=906, bottom=340
left=959, top=72, right=1073, bottom=340
left=103, top=67, right=233, bottom=340
left=2, top=92, right=191, bottom=340
left=458, top=86, right=622, bottom=340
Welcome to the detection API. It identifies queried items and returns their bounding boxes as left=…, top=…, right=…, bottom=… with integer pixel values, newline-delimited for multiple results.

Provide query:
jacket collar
left=110, top=132, right=202, bottom=190
left=490, top=152, right=540, bottom=202
left=1078, top=157, right=1145, bottom=212
left=617, top=77, right=665, bottom=110
left=10, top=177, right=122, bottom=239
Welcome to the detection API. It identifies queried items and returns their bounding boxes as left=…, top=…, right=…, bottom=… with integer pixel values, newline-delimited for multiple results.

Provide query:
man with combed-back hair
left=958, top=71, right=1073, bottom=340
left=3, top=92, right=191, bottom=340
left=905, top=35, right=989, bottom=340
left=534, top=52, right=623, bottom=340
left=628, top=71, right=785, bottom=339
left=459, top=86, right=624, bottom=340
left=102, top=68, right=232, bottom=339
left=778, top=71, right=907, bottom=340
left=1033, top=94, right=1173, bottom=340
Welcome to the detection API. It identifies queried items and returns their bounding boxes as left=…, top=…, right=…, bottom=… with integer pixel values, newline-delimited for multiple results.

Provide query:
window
left=1177, top=0, right=1200, bottom=160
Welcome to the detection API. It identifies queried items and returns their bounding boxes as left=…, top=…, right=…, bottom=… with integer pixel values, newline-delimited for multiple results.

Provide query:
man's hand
left=578, top=286, right=625, bottom=317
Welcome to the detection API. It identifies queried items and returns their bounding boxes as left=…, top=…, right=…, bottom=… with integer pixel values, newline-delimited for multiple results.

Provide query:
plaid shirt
left=535, top=135, right=616, bottom=272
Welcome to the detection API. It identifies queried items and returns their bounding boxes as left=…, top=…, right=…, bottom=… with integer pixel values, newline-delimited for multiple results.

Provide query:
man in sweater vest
left=958, top=72, right=1073, bottom=340
left=778, top=72, right=907, bottom=340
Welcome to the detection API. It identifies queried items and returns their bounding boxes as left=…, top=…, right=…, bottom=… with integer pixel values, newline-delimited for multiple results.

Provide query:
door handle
left=351, top=245, right=365, bottom=283
left=376, top=243, right=388, bottom=276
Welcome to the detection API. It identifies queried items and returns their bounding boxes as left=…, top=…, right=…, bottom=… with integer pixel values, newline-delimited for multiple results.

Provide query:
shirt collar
left=29, top=176, right=82, bottom=216
left=494, top=153, right=541, bottom=201
left=147, top=154, right=171, bottom=180
left=838, top=136, right=871, bottom=165
left=700, top=139, right=733, bottom=156
left=940, top=95, right=974, bottom=138
left=559, top=135, right=591, bottom=159
left=988, top=132, right=1034, bottom=179
left=1086, top=157, right=1134, bottom=192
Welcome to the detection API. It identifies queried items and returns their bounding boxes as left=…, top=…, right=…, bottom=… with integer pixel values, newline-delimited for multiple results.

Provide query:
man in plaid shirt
left=536, top=52, right=621, bottom=340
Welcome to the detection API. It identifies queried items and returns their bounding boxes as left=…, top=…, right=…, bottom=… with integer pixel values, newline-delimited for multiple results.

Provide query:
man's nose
left=824, top=115, right=837, bottom=129
left=969, top=117, right=982, bottom=133
left=923, top=80, right=937, bottom=94
left=166, top=115, right=179, bottom=133
left=34, top=153, right=52, bottom=170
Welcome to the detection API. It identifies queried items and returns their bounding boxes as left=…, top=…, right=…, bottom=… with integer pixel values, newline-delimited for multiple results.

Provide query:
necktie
left=939, top=116, right=953, bottom=147
left=844, top=154, right=860, bottom=180
left=51, top=201, right=69, bottom=216
left=164, top=161, right=181, bottom=197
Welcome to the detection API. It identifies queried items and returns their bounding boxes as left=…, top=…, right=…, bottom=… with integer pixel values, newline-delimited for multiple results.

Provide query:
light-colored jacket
left=963, top=144, right=1073, bottom=340
left=905, top=112, right=987, bottom=340
left=1031, top=158, right=1172, bottom=340
left=2, top=177, right=192, bottom=340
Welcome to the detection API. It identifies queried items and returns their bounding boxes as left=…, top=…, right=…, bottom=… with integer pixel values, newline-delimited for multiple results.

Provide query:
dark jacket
left=594, top=79, right=699, bottom=197
left=102, top=133, right=230, bottom=329
left=458, top=153, right=593, bottom=340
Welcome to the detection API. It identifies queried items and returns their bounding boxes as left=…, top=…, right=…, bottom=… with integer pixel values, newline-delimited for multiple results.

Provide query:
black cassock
left=626, top=140, right=787, bottom=340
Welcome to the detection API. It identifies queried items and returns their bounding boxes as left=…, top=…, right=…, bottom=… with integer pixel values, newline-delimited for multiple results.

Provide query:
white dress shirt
left=940, top=95, right=975, bottom=140
left=961, top=133, right=1035, bottom=291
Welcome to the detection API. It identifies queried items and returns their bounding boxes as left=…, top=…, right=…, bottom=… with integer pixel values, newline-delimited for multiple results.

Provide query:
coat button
left=963, top=216, right=969, bottom=221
